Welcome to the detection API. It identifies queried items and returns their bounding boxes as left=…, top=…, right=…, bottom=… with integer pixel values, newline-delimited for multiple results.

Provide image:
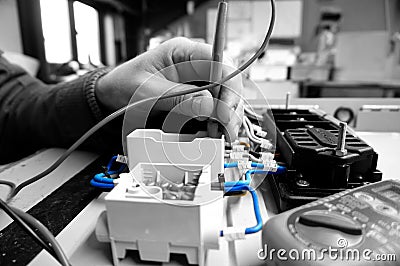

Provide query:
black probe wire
left=0, top=199, right=69, bottom=265
left=5, top=0, right=275, bottom=201
left=0, top=180, right=16, bottom=191
left=11, top=206, right=71, bottom=266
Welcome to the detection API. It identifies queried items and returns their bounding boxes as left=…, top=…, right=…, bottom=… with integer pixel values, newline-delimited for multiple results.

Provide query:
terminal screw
left=285, top=92, right=291, bottom=110
left=335, top=122, right=348, bottom=156
left=296, top=179, right=310, bottom=187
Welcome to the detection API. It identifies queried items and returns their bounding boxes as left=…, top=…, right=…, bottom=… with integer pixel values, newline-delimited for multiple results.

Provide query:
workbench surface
left=0, top=132, right=399, bottom=266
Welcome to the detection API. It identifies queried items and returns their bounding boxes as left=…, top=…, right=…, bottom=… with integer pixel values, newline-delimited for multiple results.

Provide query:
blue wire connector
left=90, top=155, right=126, bottom=189
left=224, top=162, right=264, bottom=169
left=223, top=166, right=286, bottom=188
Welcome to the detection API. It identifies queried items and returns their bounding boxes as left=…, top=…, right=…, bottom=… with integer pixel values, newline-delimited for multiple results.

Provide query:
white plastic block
left=260, top=139, right=273, bottom=150
left=231, top=145, right=245, bottom=152
left=116, top=154, right=128, bottom=164
left=253, top=125, right=267, bottom=138
left=263, top=160, right=278, bottom=172
left=229, top=152, right=245, bottom=160
left=260, top=152, right=274, bottom=162
left=97, top=163, right=224, bottom=266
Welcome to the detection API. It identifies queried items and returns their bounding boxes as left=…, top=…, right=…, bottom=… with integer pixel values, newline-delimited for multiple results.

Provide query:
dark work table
left=0, top=150, right=109, bottom=266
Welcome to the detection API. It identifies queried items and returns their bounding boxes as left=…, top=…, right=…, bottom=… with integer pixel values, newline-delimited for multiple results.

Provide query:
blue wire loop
left=90, top=155, right=126, bottom=189
left=219, top=164, right=287, bottom=237
left=90, top=179, right=114, bottom=189
left=220, top=185, right=262, bottom=236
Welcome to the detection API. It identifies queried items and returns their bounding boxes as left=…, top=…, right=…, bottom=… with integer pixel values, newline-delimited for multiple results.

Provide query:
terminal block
left=96, top=129, right=225, bottom=265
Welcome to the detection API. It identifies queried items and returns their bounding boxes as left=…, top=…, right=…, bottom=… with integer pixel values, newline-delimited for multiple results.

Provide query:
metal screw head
left=296, top=179, right=310, bottom=187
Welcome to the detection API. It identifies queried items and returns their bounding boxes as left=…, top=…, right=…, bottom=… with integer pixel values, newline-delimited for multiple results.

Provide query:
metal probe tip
left=335, top=122, right=348, bottom=156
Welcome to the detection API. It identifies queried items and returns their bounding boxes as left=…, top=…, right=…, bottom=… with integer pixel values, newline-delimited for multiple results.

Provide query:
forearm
left=0, top=56, right=119, bottom=163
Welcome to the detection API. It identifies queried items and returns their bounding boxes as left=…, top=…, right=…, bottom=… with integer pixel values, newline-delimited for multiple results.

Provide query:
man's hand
left=96, top=37, right=243, bottom=141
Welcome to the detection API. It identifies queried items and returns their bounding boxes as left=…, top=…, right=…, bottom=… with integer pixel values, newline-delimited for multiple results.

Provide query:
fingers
left=149, top=76, right=214, bottom=119
left=136, top=37, right=244, bottom=140
left=160, top=38, right=244, bottom=140
left=160, top=37, right=212, bottom=64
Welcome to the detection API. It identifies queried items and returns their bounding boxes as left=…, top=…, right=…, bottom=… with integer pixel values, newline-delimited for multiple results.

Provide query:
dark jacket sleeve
left=0, top=54, right=121, bottom=164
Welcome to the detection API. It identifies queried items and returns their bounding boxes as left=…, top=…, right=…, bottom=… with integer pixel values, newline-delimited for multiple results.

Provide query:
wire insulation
left=220, top=185, right=263, bottom=236
left=0, top=199, right=56, bottom=259
left=11, top=207, right=70, bottom=266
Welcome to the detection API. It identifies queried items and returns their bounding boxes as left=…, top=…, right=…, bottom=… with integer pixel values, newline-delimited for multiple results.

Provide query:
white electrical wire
left=243, top=119, right=261, bottom=145
left=244, top=106, right=263, bottom=121
left=243, top=116, right=263, bottom=143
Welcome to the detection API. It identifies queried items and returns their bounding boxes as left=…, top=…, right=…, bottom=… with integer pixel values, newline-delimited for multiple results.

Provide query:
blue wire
left=90, top=155, right=127, bottom=189
left=275, top=165, right=286, bottom=174
left=106, top=156, right=126, bottom=173
left=245, top=189, right=263, bottom=234
left=224, top=169, right=267, bottom=187
left=106, top=156, right=118, bottom=170
left=224, top=162, right=265, bottom=169
left=251, top=162, right=264, bottom=168
left=90, top=179, right=114, bottom=189
left=93, top=173, right=115, bottom=184
left=220, top=185, right=263, bottom=236
left=224, top=162, right=238, bottom=168
left=224, top=162, right=286, bottom=174
left=224, top=166, right=287, bottom=188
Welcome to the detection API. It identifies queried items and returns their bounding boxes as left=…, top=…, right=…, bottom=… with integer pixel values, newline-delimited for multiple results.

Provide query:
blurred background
left=1, top=0, right=400, bottom=109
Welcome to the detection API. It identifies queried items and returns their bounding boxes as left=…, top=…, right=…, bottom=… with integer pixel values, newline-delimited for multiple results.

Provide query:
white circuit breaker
left=95, top=129, right=226, bottom=266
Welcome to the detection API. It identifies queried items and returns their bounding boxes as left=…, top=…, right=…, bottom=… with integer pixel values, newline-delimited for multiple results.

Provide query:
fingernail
left=191, top=97, right=202, bottom=116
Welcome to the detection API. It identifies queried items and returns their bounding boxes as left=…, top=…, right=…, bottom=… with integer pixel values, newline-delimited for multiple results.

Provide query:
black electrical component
left=262, top=108, right=382, bottom=212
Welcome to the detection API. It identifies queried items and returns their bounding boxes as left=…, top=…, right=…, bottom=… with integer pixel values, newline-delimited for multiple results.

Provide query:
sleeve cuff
left=83, top=67, right=113, bottom=122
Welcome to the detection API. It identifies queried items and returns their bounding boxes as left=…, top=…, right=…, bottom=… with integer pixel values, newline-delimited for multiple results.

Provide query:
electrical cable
left=4, top=0, right=276, bottom=201
left=239, top=141, right=250, bottom=148
left=245, top=188, right=263, bottom=234
left=0, top=199, right=64, bottom=264
left=224, top=162, right=264, bottom=169
left=224, top=166, right=286, bottom=187
left=90, top=155, right=126, bottom=187
left=93, top=174, right=115, bottom=184
left=248, top=153, right=263, bottom=163
left=220, top=185, right=262, bottom=236
left=249, top=150, right=260, bottom=158
left=11, top=207, right=70, bottom=266
left=0, top=180, right=16, bottom=191
left=6, top=97, right=150, bottom=201
left=244, top=106, right=263, bottom=121
left=242, top=117, right=262, bottom=144
left=106, top=155, right=126, bottom=173
left=90, top=179, right=115, bottom=189
left=244, top=116, right=263, bottom=142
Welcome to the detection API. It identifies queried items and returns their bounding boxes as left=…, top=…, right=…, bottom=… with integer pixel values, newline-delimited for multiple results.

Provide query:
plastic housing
left=96, top=129, right=225, bottom=265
